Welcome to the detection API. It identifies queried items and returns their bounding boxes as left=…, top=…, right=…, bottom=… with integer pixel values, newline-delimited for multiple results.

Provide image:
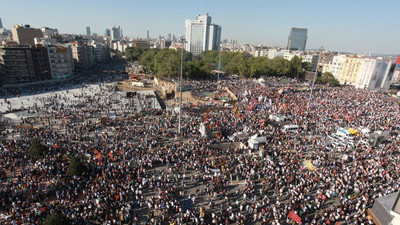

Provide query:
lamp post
left=178, top=39, right=185, bottom=135
left=217, top=52, right=221, bottom=82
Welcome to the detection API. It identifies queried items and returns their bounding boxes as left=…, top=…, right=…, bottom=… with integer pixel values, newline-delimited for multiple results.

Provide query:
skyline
left=1, top=0, right=399, bottom=55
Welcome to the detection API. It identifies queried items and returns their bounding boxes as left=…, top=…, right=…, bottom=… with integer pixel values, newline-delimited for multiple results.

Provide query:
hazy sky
left=1, top=0, right=399, bottom=54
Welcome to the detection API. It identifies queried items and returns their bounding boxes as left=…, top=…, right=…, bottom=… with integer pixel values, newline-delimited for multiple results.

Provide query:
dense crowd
left=0, top=74, right=399, bottom=225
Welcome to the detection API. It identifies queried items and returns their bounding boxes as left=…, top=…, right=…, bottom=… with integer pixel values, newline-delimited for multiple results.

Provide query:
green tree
left=153, top=49, right=180, bottom=78
left=269, top=57, right=290, bottom=77
left=139, top=49, right=158, bottom=73
left=43, top=214, right=71, bottom=225
left=125, top=47, right=144, bottom=62
left=317, top=72, right=340, bottom=86
left=28, top=139, right=48, bottom=158
left=289, top=56, right=304, bottom=78
left=67, top=157, right=87, bottom=177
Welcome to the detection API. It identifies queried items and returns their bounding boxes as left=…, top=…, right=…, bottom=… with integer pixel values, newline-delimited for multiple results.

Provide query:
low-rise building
left=339, top=56, right=364, bottom=85
left=322, top=54, right=346, bottom=79
left=12, top=25, right=43, bottom=46
left=70, top=41, right=95, bottom=70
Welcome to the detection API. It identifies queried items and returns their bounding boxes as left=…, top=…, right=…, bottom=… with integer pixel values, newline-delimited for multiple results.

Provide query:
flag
left=233, top=102, right=238, bottom=114
left=288, top=211, right=302, bottom=224
left=199, top=123, right=206, bottom=137
left=395, top=55, right=400, bottom=64
left=53, top=144, right=60, bottom=149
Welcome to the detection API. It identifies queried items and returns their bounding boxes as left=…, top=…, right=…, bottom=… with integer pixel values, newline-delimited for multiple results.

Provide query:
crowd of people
left=0, top=72, right=399, bottom=225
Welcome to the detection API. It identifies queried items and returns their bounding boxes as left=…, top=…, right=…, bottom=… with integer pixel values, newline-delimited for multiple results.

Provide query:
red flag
left=53, top=144, right=60, bottom=149
left=395, top=55, right=400, bottom=64
left=288, top=211, right=302, bottom=224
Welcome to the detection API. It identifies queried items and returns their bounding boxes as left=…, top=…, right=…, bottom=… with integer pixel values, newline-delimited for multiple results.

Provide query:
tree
left=67, top=157, right=87, bottom=176
left=139, top=49, right=158, bottom=73
left=125, top=47, right=144, bottom=62
left=317, top=72, right=340, bottom=86
left=28, top=139, right=48, bottom=157
left=43, top=214, right=71, bottom=225
left=153, top=49, right=180, bottom=78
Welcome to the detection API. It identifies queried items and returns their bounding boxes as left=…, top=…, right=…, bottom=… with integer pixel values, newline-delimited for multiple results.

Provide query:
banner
left=199, top=123, right=206, bottom=137
left=288, top=211, right=302, bottom=224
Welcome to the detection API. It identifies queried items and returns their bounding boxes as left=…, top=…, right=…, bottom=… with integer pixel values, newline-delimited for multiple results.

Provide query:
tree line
left=125, top=47, right=321, bottom=80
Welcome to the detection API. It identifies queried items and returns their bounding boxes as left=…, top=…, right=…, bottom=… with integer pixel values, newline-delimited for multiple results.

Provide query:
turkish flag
left=396, top=55, right=400, bottom=64
left=288, top=211, right=302, bottom=224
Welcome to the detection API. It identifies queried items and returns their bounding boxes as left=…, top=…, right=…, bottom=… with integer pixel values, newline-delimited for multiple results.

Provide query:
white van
left=282, top=124, right=299, bottom=133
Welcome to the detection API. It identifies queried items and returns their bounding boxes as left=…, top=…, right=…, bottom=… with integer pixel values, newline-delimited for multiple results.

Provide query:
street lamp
left=217, top=52, right=221, bottom=82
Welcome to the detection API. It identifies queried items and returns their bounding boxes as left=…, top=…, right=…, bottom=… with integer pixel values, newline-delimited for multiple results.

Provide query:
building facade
left=70, top=42, right=95, bottom=70
left=133, top=40, right=150, bottom=48
left=86, top=26, right=91, bottom=36
left=160, top=40, right=171, bottom=49
left=355, top=58, right=393, bottom=91
left=0, top=45, right=36, bottom=84
left=47, top=44, right=74, bottom=79
left=12, top=25, right=44, bottom=46
left=322, top=54, right=346, bottom=79
left=185, top=14, right=221, bottom=55
left=287, top=28, right=307, bottom=51
left=40, top=27, right=58, bottom=38
left=110, top=26, right=122, bottom=41
left=31, top=44, right=51, bottom=81
left=339, top=56, right=364, bottom=85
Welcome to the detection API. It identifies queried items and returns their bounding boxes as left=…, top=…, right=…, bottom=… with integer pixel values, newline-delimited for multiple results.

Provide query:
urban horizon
left=1, top=0, right=399, bottom=55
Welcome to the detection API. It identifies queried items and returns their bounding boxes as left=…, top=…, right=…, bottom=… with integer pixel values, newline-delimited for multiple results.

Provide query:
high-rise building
left=12, top=25, right=44, bottom=46
left=110, top=26, right=122, bottom=40
left=86, top=26, right=91, bottom=36
left=147, top=30, right=149, bottom=39
left=105, top=28, right=110, bottom=37
left=160, top=40, right=171, bottom=49
left=287, top=28, right=308, bottom=51
left=0, top=18, right=3, bottom=29
left=185, top=13, right=222, bottom=55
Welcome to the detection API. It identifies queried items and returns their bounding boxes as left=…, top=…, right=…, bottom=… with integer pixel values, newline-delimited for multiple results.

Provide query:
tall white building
left=185, top=14, right=221, bottom=55
left=356, top=58, right=393, bottom=91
